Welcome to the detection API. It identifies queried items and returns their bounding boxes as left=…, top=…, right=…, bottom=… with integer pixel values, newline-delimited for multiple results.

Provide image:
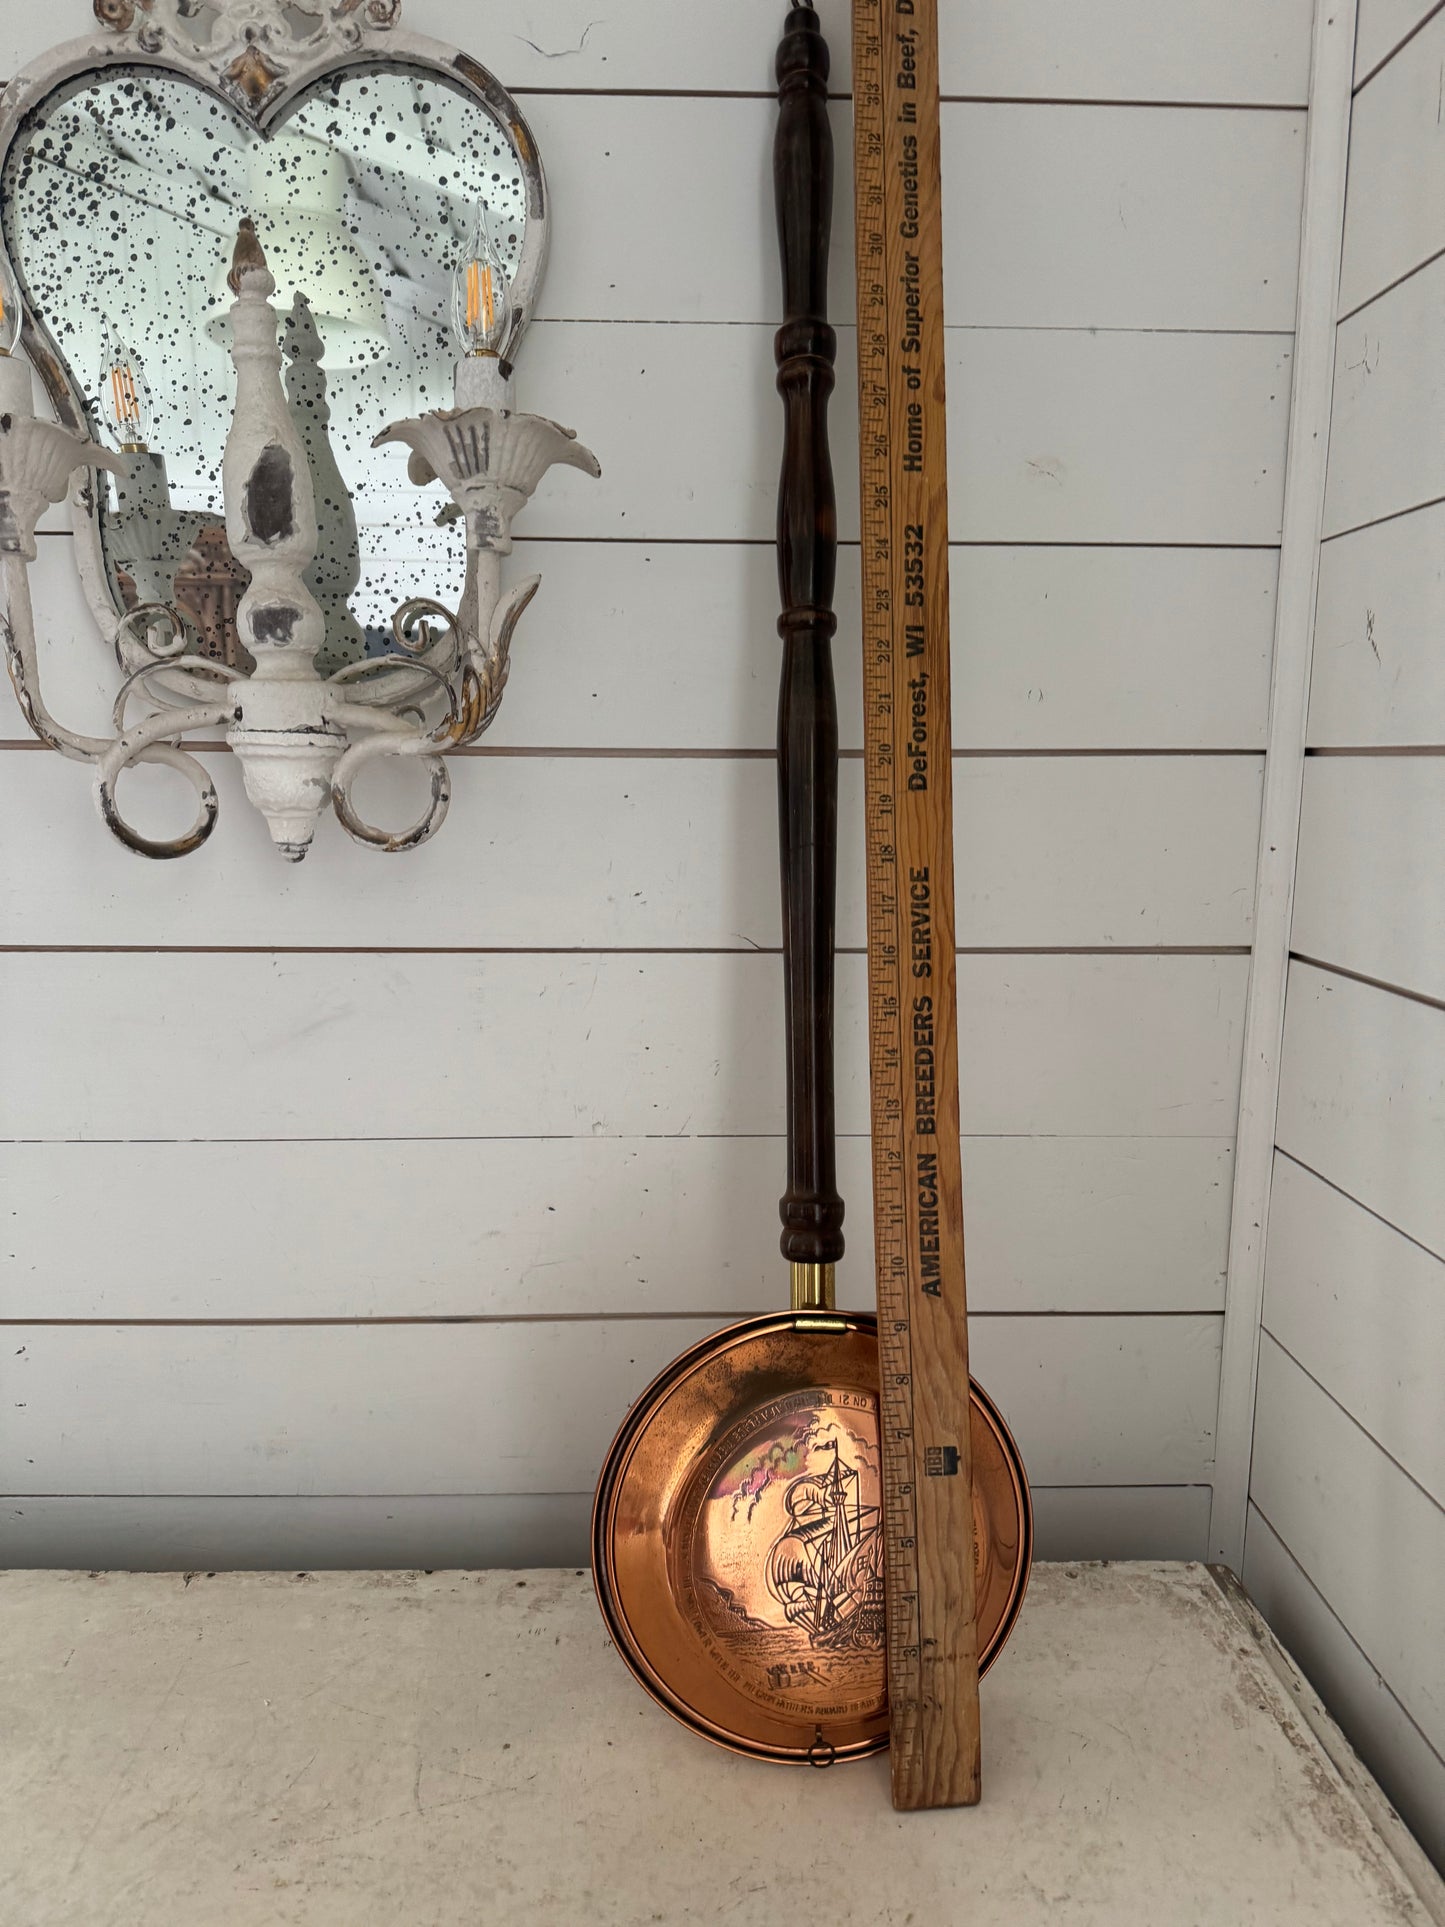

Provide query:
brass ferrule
left=789, top=1261, right=836, bottom=1313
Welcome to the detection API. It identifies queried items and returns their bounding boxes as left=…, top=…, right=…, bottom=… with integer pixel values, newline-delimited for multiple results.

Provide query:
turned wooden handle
left=774, top=2, right=843, bottom=1268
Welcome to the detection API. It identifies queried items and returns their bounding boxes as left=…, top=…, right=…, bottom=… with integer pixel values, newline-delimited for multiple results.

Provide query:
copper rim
left=593, top=1311, right=1032, bottom=1765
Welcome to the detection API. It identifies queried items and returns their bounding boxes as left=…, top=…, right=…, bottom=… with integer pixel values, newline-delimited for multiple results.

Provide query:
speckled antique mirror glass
left=1, top=42, right=542, bottom=672
left=0, top=3, right=599, bottom=862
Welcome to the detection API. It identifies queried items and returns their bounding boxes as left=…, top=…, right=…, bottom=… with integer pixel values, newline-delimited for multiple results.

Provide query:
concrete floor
left=1, top=1562, right=1438, bottom=1926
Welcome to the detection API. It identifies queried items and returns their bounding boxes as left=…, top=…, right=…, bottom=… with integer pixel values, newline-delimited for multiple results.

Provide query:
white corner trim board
left=1210, top=0, right=1360, bottom=1570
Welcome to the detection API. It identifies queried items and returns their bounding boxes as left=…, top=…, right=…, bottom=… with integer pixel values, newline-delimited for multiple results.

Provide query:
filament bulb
left=0, top=256, right=21, bottom=356
left=451, top=200, right=512, bottom=358
left=99, top=318, right=152, bottom=452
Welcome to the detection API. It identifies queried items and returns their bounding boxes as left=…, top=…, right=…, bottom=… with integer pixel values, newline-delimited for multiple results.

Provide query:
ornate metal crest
left=91, top=0, right=401, bottom=112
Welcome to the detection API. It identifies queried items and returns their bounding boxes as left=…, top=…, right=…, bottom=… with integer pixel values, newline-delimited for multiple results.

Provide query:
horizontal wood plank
left=527, top=97, right=1303, bottom=331
left=1277, top=962, right=1445, bottom=1260
left=0, top=0, right=1316, bottom=101
left=1294, top=756, right=1445, bottom=1002
left=0, top=1492, right=596, bottom=1572
left=1249, top=1336, right=1445, bottom=1757
left=526, top=93, right=860, bottom=324
left=939, top=104, right=1302, bottom=331
left=0, top=951, right=1250, bottom=1143
left=1324, top=255, right=1445, bottom=539
left=1023, top=1484, right=1211, bottom=1563
left=514, top=322, right=1293, bottom=544
left=948, top=756, right=1260, bottom=946
left=0, top=1483, right=1214, bottom=1569
left=940, top=0, right=1313, bottom=105
left=0, top=537, right=117, bottom=743
left=0, top=751, right=1264, bottom=950
left=1, top=1314, right=1222, bottom=1494
left=936, top=327, right=1291, bottom=545
left=1243, top=1506, right=1445, bottom=1875
left=0, top=1134, right=1233, bottom=1320
left=1353, top=0, right=1444, bottom=84
left=1, top=537, right=1280, bottom=753
left=472, top=0, right=1311, bottom=103
left=9, top=323, right=1293, bottom=550
left=1339, top=7, right=1445, bottom=316
left=947, top=546, right=1277, bottom=749
left=1263, top=1156, right=1445, bottom=1504
left=1311, top=504, right=1445, bottom=745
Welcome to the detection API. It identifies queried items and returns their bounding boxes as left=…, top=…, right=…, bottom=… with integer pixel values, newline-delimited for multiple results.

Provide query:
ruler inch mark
left=852, top=0, right=982, bottom=1813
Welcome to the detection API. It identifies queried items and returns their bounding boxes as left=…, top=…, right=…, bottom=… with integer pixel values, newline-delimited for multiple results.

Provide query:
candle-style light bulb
left=451, top=200, right=512, bottom=358
left=99, top=317, right=152, bottom=452
left=0, top=256, right=21, bottom=357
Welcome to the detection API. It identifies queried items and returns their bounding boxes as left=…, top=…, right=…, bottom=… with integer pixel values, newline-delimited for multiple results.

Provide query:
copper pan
left=593, top=1312, right=1031, bottom=1764
left=592, top=3, right=1032, bottom=1767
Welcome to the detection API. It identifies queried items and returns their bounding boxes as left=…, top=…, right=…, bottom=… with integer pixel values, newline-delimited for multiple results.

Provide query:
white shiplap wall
left=1, top=2, right=1312, bottom=1571
left=1241, top=0, right=1445, bottom=1872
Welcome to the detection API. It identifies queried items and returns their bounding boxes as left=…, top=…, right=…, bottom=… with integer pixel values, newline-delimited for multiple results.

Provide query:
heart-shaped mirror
left=0, top=19, right=546, bottom=675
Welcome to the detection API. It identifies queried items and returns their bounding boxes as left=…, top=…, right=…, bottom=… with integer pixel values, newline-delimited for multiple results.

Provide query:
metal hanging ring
left=94, top=734, right=226, bottom=860
left=329, top=732, right=453, bottom=855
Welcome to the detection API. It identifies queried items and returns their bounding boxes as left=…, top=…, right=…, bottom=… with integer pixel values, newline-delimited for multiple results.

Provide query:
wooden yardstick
left=850, top=0, right=983, bottom=1810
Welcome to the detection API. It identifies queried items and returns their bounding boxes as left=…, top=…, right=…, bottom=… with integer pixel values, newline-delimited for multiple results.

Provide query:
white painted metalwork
left=0, top=0, right=597, bottom=859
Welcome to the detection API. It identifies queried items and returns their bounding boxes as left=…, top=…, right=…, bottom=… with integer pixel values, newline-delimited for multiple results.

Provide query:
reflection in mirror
left=1, top=63, right=530, bottom=669
left=286, top=294, right=365, bottom=675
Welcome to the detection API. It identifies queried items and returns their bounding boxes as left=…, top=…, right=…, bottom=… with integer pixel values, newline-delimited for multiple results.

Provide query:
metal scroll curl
left=93, top=701, right=235, bottom=858
left=115, top=601, right=191, bottom=662
left=111, top=654, right=242, bottom=732
left=327, top=658, right=457, bottom=852
left=329, top=730, right=452, bottom=854
left=322, top=599, right=463, bottom=721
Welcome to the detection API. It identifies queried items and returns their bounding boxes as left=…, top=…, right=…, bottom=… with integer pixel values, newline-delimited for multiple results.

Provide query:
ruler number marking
left=852, top=0, right=980, bottom=1803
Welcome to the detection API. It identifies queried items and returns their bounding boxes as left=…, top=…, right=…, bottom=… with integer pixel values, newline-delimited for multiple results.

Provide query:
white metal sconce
left=0, top=0, right=598, bottom=860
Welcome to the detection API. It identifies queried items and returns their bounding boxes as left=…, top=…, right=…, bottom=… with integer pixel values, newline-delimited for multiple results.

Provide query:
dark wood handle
left=775, top=2, right=843, bottom=1267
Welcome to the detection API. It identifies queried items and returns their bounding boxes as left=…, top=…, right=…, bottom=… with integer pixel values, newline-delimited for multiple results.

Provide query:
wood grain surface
left=852, top=0, right=981, bottom=1808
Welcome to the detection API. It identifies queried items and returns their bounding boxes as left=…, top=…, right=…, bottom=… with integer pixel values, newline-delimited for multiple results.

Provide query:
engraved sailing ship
left=765, top=1438, right=885, bottom=1651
